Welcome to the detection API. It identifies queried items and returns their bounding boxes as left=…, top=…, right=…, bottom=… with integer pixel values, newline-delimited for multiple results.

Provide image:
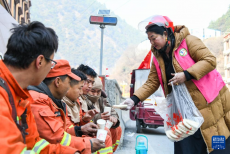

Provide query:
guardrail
left=104, top=78, right=126, bottom=149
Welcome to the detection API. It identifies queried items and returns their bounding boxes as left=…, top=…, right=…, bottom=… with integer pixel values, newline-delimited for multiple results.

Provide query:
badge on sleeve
left=179, top=48, right=187, bottom=56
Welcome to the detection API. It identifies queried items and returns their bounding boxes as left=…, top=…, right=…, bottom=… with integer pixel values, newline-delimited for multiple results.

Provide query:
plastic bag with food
left=154, top=83, right=204, bottom=142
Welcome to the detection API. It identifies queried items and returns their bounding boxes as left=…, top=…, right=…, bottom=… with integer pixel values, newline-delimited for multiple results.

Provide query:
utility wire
left=81, top=0, right=111, bottom=21
left=80, top=0, right=97, bottom=15
left=65, top=0, right=110, bottom=30
left=65, top=0, right=116, bottom=38
left=113, top=0, right=132, bottom=12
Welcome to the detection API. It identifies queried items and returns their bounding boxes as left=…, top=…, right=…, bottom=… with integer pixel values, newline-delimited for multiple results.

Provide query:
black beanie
left=146, top=25, right=165, bottom=35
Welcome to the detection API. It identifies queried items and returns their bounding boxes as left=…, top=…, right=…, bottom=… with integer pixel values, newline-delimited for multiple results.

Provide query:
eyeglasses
left=44, top=57, right=57, bottom=69
left=86, top=79, right=95, bottom=85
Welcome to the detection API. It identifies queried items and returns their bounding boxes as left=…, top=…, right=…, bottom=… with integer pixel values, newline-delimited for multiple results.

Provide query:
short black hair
left=69, top=69, right=87, bottom=87
left=76, top=64, right=97, bottom=78
left=3, top=21, right=58, bottom=69
left=43, top=75, right=68, bottom=86
left=71, top=69, right=87, bottom=80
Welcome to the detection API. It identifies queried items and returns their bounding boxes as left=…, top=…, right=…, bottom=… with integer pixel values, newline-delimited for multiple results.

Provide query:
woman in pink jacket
left=121, top=15, right=230, bottom=154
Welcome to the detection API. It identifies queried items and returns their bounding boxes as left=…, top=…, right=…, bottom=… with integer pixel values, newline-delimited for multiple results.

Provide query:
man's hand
left=83, top=109, right=98, bottom=122
left=120, top=98, right=134, bottom=110
left=101, top=112, right=110, bottom=120
left=110, top=116, right=118, bottom=126
left=91, top=138, right=105, bottom=152
left=81, top=123, right=98, bottom=135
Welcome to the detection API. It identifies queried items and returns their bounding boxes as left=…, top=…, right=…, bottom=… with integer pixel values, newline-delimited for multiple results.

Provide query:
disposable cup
left=97, top=119, right=106, bottom=129
left=97, top=129, right=107, bottom=142
left=183, top=119, right=199, bottom=130
left=105, top=120, right=113, bottom=129
left=166, top=130, right=179, bottom=141
left=104, top=107, right=111, bottom=116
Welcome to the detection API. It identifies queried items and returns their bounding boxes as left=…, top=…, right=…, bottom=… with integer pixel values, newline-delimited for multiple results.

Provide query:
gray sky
left=97, top=0, right=230, bottom=29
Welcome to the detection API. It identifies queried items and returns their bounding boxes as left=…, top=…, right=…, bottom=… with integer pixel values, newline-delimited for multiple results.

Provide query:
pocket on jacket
left=39, top=110, right=63, bottom=133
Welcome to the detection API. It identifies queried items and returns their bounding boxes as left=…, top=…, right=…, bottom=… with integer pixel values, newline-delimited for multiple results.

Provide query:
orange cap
left=46, top=60, right=81, bottom=81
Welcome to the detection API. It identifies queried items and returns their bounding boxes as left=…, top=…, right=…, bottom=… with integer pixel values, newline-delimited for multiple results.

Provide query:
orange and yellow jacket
left=0, top=60, right=78, bottom=154
left=28, top=88, right=91, bottom=154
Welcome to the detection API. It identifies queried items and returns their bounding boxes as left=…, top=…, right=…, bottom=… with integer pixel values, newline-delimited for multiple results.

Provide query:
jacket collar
left=0, top=60, right=30, bottom=100
left=62, top=96, right=75, bottom=107
left=173, top=25, right=190, bottom=50
left=80, top=94, right=87, bottom=100
left=28, top=82, right=66, bottom=114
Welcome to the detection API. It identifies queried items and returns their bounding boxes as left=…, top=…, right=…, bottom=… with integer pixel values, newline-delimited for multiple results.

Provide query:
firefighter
left=0, top=21, right=79, bottom=153
left=62, top=69, right=113, bottom=154
left=77, top=65, right=113, bottom=154
left=28, top=60, right=105, bottom=154
left=62, top=69, right=96, bottom=127
left=87, top=77, right=122, bottom=152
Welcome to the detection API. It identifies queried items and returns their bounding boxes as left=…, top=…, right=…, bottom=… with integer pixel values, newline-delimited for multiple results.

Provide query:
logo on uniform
left=179, top=48, right=187, bottom=56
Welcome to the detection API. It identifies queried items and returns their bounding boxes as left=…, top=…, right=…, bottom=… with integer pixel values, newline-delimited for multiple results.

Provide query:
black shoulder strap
left=0, top=77, right=28, bottom=143
left=0, top=78, right=17, bottom=122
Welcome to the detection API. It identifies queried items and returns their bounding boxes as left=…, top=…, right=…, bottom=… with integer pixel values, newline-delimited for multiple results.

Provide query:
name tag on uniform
left=55, top=111, right=61, bottom=117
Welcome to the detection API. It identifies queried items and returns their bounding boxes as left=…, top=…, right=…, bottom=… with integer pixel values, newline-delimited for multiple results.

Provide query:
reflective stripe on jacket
left=29, top=90, right=91, bottom=154
left=0, top=60, right=77, bottom=154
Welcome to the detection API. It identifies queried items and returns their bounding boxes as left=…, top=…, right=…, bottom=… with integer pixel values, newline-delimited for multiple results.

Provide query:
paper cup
left=105, top=120, right=113, bottom=129
left=183, top=119, right=199, bottom=130
left=104, top=107, right=111, bottom=116
left=97, top=129, right=107, bottom=142
left=97, top=119, right=106, bottom=129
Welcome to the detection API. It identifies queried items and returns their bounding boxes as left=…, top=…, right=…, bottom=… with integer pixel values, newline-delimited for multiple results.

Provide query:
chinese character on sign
left=212, top=136, right=225, bottom=150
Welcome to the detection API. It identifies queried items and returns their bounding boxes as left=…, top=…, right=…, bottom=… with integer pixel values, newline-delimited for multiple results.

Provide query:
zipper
left=200, top=128, right=210, bottom=154
left=172, top=58, right=177, bottom=73
left=155, top=57, right=167, bottom=95
left=52, top=102, right=67, bottom=130
left=172, top=45, right=178, bottom=74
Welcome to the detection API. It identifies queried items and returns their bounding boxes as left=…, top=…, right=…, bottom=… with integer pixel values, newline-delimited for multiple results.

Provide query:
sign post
left=99, top=24, right=105, bottom=76
left=89, top=10, right=117, bottom=75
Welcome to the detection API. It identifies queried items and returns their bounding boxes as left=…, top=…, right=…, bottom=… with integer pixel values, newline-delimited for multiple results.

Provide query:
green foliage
left=30, top=0, right=145, bottom=70
left=208, top=5, right=230, bottom=32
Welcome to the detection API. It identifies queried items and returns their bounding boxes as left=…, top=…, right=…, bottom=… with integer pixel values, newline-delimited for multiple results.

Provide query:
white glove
left=120, top=98, right=134, bottom=110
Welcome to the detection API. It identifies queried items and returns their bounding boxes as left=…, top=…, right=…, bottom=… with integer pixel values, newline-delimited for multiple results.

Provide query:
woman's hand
left=168, top=72, right=186, bottom=86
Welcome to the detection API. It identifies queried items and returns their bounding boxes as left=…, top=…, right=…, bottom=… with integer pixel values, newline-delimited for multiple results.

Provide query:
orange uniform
left=28, top=89, right=92, bottom=154
left=82, top=92, right=122, bottom=152
left=110, top=126, right=122, bottom=152
left=0, top=60, right=78, bottom=154
left=64, top=97, right=113, bottom=154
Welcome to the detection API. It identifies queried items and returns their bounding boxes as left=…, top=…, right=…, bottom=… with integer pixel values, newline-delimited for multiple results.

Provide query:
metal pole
left=99, top=24, right=105, bottom=75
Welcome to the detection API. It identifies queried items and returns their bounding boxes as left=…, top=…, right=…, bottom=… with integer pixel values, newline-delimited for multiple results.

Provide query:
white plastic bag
left=154, top=83, right=204, bottom=141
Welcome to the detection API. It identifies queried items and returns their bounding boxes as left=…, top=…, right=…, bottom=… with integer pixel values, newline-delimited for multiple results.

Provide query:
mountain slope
left=30, top=0, right=145, bottom=70
left=208, top=5, right=230, bottom=32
